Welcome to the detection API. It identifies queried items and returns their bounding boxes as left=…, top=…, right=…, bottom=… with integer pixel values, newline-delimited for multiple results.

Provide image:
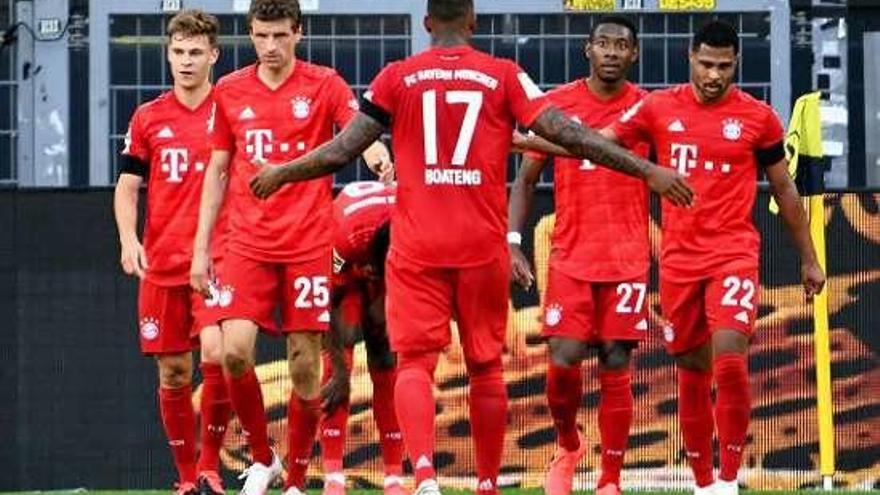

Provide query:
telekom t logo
left=670, top=143, right=698, bottom=176
left=246, top=129, right=273, bottom=163
left=160, top=148, right=189, bottom=183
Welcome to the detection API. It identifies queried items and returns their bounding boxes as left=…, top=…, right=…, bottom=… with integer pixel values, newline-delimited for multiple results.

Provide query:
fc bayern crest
left=545, top=303, right=563, bottom=327
left=140, top=317, right=160, bottom=341
left=292, top=96, right=311, bottom=120
left=722, top=118, right=743, bottom=141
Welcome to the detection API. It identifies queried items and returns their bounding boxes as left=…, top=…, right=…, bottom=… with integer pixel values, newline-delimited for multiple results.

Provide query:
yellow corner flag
left=772, top=92, right=835, bottom=489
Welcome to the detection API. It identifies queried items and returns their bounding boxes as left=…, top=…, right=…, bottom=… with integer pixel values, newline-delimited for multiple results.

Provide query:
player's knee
left=674, top=344, right=712, bottom=372
left=712, top=328, right=749, bottom=355
left=222, top=348, right=251, bottom=377
left=548, top=338, right=586, bottom=367
left=200, top=339, right=224, bottom=365
left=157, top=354, right=192, bottom=389
left=289, top=349, right=321, bottom=389
left=599, top=342, right=633, bottom=371
left=465, top=356, right=503, bottom=378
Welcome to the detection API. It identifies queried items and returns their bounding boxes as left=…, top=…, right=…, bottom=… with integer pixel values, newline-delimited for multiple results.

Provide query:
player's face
left=167, top=34, right=218, bottom=90
left=250, top=18, right=303, bottom=71
left=586, top=24, right=638, bottom=84
left=689, top=44, right=738, bottom=102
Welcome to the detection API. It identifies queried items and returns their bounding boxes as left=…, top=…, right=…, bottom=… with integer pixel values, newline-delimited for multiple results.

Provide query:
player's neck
left=585, top=76, right=627, bottom=101
left=173, top=82, right=212, bottom=110
left=430, top=28, right=470, bottom=48
left=257, top=58, right=297, bottom=89
left=690, top=81, right=734, bottom=105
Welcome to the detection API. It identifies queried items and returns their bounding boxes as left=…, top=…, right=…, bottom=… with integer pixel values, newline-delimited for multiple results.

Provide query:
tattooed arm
left=250, top=113, right=386, bottom=198
left=529, top=107, right=694, bottom=206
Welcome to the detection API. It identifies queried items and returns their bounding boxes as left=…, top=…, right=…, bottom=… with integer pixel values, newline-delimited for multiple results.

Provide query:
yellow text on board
left=658, top=0, right=716, bottom=10
left=564, top=0, right=616, bottom=11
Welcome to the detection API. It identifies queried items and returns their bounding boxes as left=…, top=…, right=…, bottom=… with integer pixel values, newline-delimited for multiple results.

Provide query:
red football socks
left=320, top=349, right=354, bottom=474
left=226, top=368, right=273, bottom=466
left=467, top=359, right=508, bottom=495
left=714, top=353, right=751, bottom=482
left=394, top=351, right=440, bottom=485
left=597, top=369, right=633, bottom=488
left=159, top=385, right=198, bottom=483
left=546, top=361, right=583, bottom=452
left=197, top=363, right=231, bottom=473
left=286, top=395, right=322, bottom=489
left=370, top=367, right=404, bottom=475
left=678, top=367, right=715, bottom=488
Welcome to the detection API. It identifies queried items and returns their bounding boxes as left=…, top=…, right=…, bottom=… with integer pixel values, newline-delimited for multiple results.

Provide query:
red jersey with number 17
left=612, top=84, right=785, bottom=282
left=365, top=45, right=550, bottom=267
left=524, top=80, right=649, bottom=282
left=123, top=90, right=229, bottom=287
left=210, top=62, right=359, bottom=262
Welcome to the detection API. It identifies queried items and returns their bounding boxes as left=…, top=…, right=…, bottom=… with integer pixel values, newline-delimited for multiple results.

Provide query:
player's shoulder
left=732, top=86, right=778, bottom=118
left=550, top=79, right=584, bottom=97
left=627, top=81, right=649, bottom=99
left=296, top=60, right=346, bottom=83
left=130, top=91, right=174, bottom=124
left=216, top=64, right=257, bottom=90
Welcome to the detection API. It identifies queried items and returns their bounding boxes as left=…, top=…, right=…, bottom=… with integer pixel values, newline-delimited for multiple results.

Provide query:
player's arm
left=511, top=130, right=574, bottom=157
left=529, top=107, right=694, bottom=207
left=113, top=168, right=148, bottom=279
left=322, top=287, right=354, bottom=413
left=190, top=149, right=230, bottom=296
left=508, top=155, right=547, bottom=290
left=250, top=113, right=385, bottom=199
left=764, top=159, right=826, bottom=298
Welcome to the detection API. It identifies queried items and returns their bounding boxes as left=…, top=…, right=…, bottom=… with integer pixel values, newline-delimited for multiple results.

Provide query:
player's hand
left=190, top=250, right=214, bottom=298
left=510, top=244, right=534, bottom=290
left=645, top=166, right=695, bottom=207
left=321, top=371, right=351, bottom=413
left=249, top=165, right=287, bottom=199
left=510, top=130, right=530, bottom=154
left=801, top=260, right=826, bottom=300
left=120, top=238, right=148, bottom=279
left=372, top=159, right=395, bottom=185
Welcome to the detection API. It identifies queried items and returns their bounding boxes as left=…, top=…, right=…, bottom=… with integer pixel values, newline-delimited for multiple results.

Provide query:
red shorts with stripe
left=385, top=249, right=509, bottom=364
left=540, top=266, right=649, bottom=344
left=213, top=250, right=332, bottom=334
left=660, top=267, right=760, bottom=355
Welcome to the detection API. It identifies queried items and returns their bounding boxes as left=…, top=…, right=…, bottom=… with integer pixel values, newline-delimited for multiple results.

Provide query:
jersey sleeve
left=121, top=108, right=150, bottom=163
left=363, top=63, right=399, bottom=119
left=612, top=96, right=654, bottom=149
left=504, top=62, right=551, bottom=128
left=755, top=105, right=786, bottom=167
left=208, top=96, right=235, bottom=152
left=328, top=72, right=359, bottom=128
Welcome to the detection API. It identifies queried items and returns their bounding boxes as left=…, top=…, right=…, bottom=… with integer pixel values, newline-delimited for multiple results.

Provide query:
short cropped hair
left=247, top=0, right=302, bottom=29
left=590, top=15, right=638, bottom=44
left=427, top=0, right=474, bottom=22
left=167, top=9, right=220, bottom=47
left=692, top=19, right=739, bottom=54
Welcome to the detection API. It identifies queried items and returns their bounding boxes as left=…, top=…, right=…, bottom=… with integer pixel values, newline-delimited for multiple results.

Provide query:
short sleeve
left=612, top=96, right=654, bottom=149
left=208, top=97, right=235, bottom=152
left=328, top=73, right=359, bottom=128
left=757, top=105, right=785, bottom=149
left=121, top=108, right=150, bottom=163
left=504, top=62, right=551, bottom=128
left=364, top=63, right=399, bottom=117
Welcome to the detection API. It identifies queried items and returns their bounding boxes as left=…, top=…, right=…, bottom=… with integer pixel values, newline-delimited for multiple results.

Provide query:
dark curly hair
left=247, top=0, right=302, bottom=30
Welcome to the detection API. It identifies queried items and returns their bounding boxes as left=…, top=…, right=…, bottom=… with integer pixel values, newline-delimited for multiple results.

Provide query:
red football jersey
left=613, top=84, right=785, bottom=282
left=123, top=90, right=228, bottom=287
left=365, top=45, right=550, bottom=267
left=525, top=80, right=649, bottom=282
left=332, top=180, right=396, bottom=283
left=210, top=62, right=359, bottom=262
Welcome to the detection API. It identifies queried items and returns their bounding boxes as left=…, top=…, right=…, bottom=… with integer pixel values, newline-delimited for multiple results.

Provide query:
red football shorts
left=660, top=267, right=760, bottom=355
left=214, top=250, right=332, bottom=333
left=541, top=266, right=649, bottom=344
left=335, top=278, right=386, bottom=344
left=385, top=249, right=509, bottom=364
left=138, top=280, right=200, bottom=355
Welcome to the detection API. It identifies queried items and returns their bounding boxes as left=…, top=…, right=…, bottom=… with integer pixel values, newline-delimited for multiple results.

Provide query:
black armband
left=360, top=98, right=392, bottom=129
left=755, top=140, right=785, bottom=168
left=119, top=155, right=149, bottom=179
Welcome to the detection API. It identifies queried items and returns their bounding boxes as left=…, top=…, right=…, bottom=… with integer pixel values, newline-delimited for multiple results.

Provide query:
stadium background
left=0, top=0, right=878, bottom=492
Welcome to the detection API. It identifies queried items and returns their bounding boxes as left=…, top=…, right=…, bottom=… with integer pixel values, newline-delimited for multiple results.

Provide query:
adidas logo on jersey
left=635, top=319, right=648, bottom=331
left=668, top=120, right=686, bottom=132
left=317, top=310, right=330, bottom=323
left=415, top=455, right=432, bottom=470
left=157, top=126, right=174, bottom=138
left=238, top=107, right=256, bottom=121
left=734, top=310, right=750, bottom=325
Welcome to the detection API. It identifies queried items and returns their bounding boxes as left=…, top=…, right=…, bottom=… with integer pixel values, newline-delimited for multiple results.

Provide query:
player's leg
left=705, top=269, right=760, bottom=495
left=455, top=254, right=510, bottom=495
left=540, top=267, right=594, bottom=495
left=385, top=251, right=453, bottom=494
left=362, top=290, right=407, bottom=495
left=139, top=281, right=199, bottom=493
left=593, top=278, right=648, bottom=495
left=282, top=255, right=334, bottom=494
left=195, top=323, right=231, bottom=495
left=661, top=278, right=715, bottom=493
